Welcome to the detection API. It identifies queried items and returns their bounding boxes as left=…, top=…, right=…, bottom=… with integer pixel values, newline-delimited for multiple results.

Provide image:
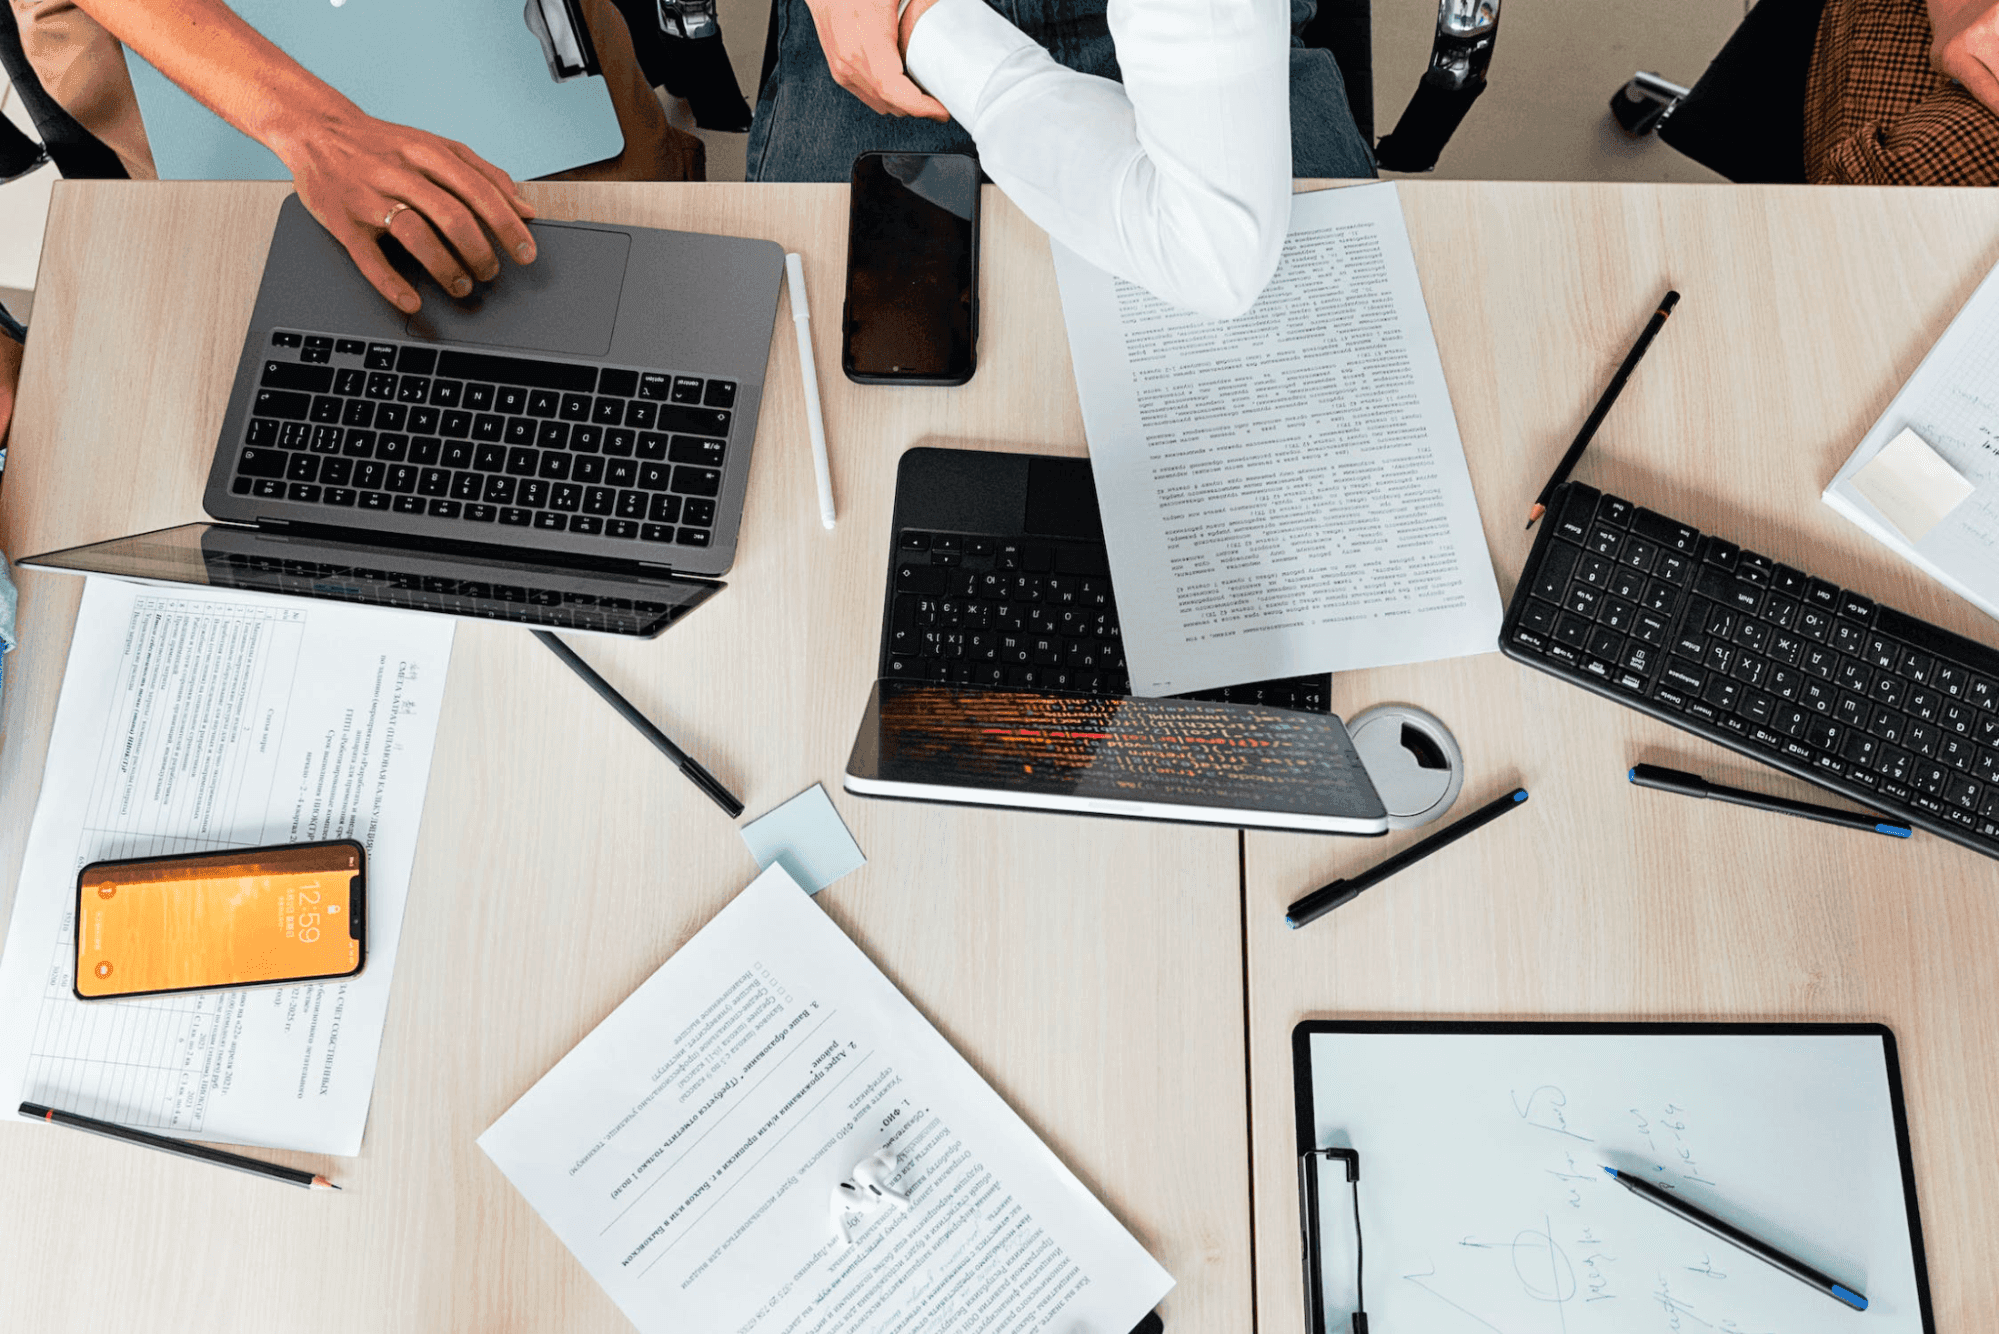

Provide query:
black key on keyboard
left=237, top=447, right=288, bottom=478
left=261, top=360, right=333, bottom=393
left=439, top=349, right=595, bottom=392
left=254, top=389, right=311, bottom=420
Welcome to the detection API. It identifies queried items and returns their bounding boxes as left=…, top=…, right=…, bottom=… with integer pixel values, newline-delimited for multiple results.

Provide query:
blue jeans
left=745, top=0, right=1376, bottom=181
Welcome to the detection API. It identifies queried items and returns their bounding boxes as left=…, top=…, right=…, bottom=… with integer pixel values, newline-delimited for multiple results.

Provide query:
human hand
left=803, top=0, right=948, bottom=119
left=1932, top=0, right=1999, bottom=115
left=274, top=110, right=540, bottom=313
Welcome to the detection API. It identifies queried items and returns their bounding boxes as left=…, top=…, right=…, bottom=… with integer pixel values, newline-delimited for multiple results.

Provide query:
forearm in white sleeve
left=904, top=0, right=1293, bottom=320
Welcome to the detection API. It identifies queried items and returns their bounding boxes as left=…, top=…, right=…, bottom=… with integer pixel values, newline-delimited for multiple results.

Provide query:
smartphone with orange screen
left=74, top=841, right=365, bottom=1000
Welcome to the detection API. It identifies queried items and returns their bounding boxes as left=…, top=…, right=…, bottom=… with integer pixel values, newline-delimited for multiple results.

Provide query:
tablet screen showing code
left=860, top=684, right=1386, bottom=819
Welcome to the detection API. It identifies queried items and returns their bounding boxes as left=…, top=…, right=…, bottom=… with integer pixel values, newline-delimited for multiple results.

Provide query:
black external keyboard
left=1503, top=482, right=1999, bottom=859
left=235, top=330, right=737, bottom=550
left=885, top=528, right=1331, bottom=712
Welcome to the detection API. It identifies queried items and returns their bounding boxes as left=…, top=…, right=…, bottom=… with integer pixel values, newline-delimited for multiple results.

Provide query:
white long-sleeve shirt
left=903, top=0, right=1293, bottom=320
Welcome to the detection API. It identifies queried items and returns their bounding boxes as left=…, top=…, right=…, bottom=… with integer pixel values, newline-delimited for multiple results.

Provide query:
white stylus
left=785, top=252, right=836, bottom=530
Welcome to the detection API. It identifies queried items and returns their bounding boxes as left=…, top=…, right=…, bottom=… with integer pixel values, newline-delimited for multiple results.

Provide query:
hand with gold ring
left=59, top=0, right=540, bottom=314
left=275, top=103, right=542, bottom=315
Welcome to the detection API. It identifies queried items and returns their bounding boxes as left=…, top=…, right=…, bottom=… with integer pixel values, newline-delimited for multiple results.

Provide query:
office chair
left=0, top=1, right=126, bottom=178
left=1361, top=0, right=1500, bottom=172
left=1608, top=0, right=1829, bottom=184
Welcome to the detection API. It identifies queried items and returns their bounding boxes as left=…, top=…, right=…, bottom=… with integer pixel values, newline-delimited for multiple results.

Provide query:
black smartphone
left=842, top=151, right=980, bottom=386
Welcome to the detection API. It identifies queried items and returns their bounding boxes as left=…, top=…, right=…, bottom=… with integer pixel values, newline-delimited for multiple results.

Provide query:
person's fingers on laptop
left=326, top=218, right=421, bottom=314
left=411, top=141, right=540, bottom=272
left=397, top=183, right=504, bottom=289
left=439, top=141, right=540, bottom=264
left=387, top=209, right=478, bottom=301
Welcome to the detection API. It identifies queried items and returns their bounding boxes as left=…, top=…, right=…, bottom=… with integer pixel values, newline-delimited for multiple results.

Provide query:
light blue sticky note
left=740, top=784, right=866, bottom=895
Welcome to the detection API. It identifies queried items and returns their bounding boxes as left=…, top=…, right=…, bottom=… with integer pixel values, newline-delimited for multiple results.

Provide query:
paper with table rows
left=0, top=577, right=453, bottom=1156
left=1052, top=181, right=1504, bottom=697
left=1825, top=257, right=1999, bottom=623
left=479, top=863, right=1174, bottom=1333
left=1305, top=1031, right=1923, bottom=1333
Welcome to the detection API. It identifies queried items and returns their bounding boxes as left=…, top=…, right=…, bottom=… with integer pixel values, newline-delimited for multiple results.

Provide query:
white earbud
left=828, top=1149, right=909, bottom=1248
left=829, top=1181, right=873, bottom=1246
left=850, top=1148, right=909, bottom=1210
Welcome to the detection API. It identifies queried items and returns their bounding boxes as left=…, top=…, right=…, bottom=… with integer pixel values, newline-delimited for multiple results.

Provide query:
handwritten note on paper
left=1305, top=1031, right=1923, bottom=1333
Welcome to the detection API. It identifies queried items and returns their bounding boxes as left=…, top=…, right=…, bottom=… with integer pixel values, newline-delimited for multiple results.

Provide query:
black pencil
left=1526, top=289, right=1680, bottom=530
left=19, top=1102, right=339, bottom=1190
left=1604, top=1168, right=1866, bottom=1311
left=531, top=630, right=744, bottom=818
left=1286, top=788, right=1529, bottom=929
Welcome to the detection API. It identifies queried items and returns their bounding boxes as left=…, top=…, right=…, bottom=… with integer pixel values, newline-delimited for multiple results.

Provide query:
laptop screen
left=20, top=524, right=719, bottom=638
left=844, top=682, right=1388, bottom=834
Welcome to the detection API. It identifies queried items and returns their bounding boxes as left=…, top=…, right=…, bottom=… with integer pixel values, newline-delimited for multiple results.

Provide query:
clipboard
left=1293, top=1020, right=1934, bottom=1334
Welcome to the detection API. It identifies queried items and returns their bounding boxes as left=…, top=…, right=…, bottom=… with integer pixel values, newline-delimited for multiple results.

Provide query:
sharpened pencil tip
left=1524, top=504, right=1544, bottom=531
left=311, top=1176, right=340, bottom=1191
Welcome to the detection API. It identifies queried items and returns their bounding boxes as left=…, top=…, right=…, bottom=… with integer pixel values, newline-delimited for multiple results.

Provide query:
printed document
left=0, top=578, right=454, bottom=1155
left=479, top=864, right=1174, bottom=1333
left=1825, top=258, right=1999, bottom=622
left=1053, top=181, right=1504, bottom=696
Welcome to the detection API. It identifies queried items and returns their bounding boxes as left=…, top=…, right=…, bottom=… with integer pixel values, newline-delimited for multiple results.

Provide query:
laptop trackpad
left=400, top=222, right=630, bottom=357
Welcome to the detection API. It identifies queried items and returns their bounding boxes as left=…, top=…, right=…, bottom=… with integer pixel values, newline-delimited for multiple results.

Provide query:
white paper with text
left=479, top=864, right=1173, bottom=1333
left=1053, top=182, right=1503, bottom=696
left=0, top=578, right=453, bottom=1155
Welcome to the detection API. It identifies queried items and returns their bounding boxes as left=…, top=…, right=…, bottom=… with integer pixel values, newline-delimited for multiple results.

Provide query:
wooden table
left=0, top=182, right=1249, bottom=1330
left=3, top=180, right=1997, bottom=1333
left=1242, top=184, right=1999, bottom=1332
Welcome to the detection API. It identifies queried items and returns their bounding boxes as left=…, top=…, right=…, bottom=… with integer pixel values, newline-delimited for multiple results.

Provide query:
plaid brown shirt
left=1806, top=0, right=1999, bottom=184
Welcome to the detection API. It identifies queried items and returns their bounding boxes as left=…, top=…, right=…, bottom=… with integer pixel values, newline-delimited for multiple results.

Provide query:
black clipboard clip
left=1299, top=1147, right=1367, bottom=1333
left=523, top=0, right=602, bottom=81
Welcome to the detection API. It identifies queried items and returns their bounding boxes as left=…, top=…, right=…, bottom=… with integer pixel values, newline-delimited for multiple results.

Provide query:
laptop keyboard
left=1504, top=481, right=1999, bottom=859
left=886, top=528, right=1331, bottom=712
left=234, top=330, right=736, bottom=551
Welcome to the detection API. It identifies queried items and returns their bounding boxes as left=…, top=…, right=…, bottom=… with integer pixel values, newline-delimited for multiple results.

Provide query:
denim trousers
left=745, top=0, right=1376, bottom=181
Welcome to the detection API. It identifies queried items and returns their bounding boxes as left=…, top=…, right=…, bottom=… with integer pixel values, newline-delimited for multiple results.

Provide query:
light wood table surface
left=1244, top=185, right=1999, bottom=1332
left=0, top=182, right=1250, bottom=1331
left=4, top=180, right=1998, bottom=1334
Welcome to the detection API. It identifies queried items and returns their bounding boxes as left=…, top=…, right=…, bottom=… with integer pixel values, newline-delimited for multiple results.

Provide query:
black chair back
left=1658, top=0, right=1827, bottom=183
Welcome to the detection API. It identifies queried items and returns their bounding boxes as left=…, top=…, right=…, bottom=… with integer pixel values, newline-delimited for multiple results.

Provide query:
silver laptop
left=22, top=194, right=784, bottom=638
left=126, top=0, right=624, bottom=181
